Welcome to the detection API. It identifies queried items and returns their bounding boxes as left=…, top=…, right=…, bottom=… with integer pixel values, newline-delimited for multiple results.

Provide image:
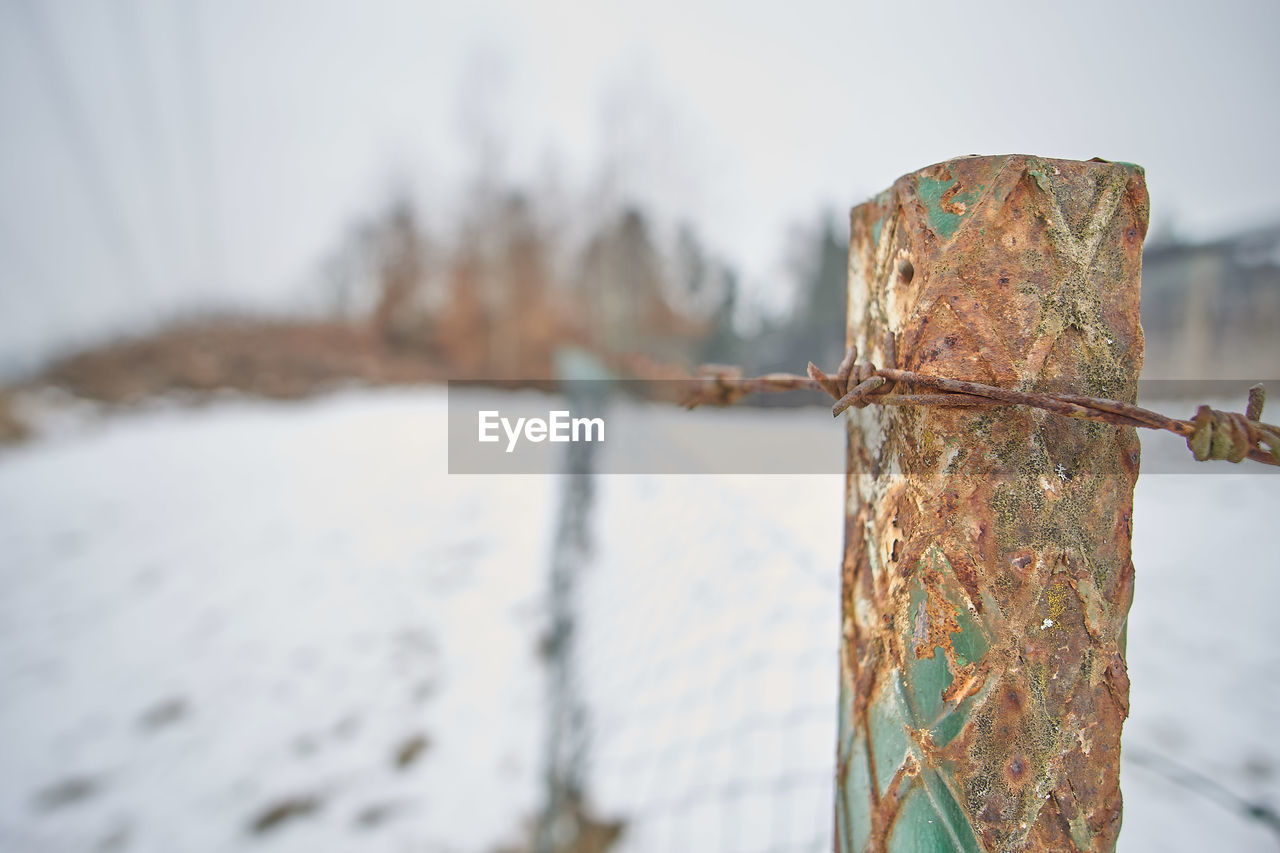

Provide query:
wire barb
left=1246, top=383, right=1266, bottom=422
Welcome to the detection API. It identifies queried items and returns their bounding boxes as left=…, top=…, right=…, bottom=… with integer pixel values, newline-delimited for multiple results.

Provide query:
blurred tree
left=661, top=222, right=742, bottom=365
left=787, top=213, right=848, bottom=371
left=437, top=248, right=489, bottom=376
left=314, top=193, right=435, bottom=349
left=370, top=197, right=431, bottom=349
left=672, top=224, right=710, bottom=305
left=575, top=207, right=690, bottom=359
left=492, top=192, right=559, bottom=378
left=305, top=161, right=749, bottom=380
left=741, top=212, right=848, bottom=375
left=699, top=267, right=741, bottom=365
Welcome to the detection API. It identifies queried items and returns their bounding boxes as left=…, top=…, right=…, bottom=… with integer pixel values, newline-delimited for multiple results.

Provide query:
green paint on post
left=916, top=176, right=986, bottom=242
left=869, top=687, right=914, bottom=794
left=843, top=731, right=873, bottom=851
left=1027, top=169, right=1052, bottom=195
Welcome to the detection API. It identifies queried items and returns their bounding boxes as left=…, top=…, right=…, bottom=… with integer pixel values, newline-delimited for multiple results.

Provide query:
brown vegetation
left=27, top=191, right=739, bottom=406
left=0, top=390, right=29, bottom=444
left=36, top=319, right=444, bottom=405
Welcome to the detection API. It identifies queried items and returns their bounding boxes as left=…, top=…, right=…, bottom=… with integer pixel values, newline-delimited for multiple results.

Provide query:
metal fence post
left=536, top=348, right=615, bottom=853
left=836, top=155, right=1148, bottom=852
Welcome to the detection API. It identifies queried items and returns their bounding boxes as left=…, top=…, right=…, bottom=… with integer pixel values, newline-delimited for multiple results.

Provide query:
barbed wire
left=680, top=336, right=1280, bottom=468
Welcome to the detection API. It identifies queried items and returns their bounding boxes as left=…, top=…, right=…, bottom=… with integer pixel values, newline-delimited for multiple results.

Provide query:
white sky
left=1, top=0, right=1278, bottom=373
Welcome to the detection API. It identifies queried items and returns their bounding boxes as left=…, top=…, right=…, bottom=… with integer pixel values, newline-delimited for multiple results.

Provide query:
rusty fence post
left=836, top=155, right=1148, bottom=852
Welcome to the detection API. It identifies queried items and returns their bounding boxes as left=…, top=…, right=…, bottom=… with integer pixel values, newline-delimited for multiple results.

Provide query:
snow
left=0, top=389, right=1276, bottom=851
left=0, top=390, right=551, bottom=852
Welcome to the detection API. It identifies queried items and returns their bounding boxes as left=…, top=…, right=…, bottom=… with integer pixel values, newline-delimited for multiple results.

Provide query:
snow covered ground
left=0, top=388, right=1276, bottom=851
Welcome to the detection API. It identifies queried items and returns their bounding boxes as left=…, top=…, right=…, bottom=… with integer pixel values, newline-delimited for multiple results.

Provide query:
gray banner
left=447, top=380, right=1280, bottom=475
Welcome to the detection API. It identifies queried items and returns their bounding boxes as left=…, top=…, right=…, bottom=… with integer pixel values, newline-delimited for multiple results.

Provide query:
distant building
left=1141, top=224, right=1280, bottom=380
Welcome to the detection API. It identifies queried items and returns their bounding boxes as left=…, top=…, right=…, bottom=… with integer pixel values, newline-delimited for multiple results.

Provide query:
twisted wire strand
left=680, top=341, right=1280, bottom=468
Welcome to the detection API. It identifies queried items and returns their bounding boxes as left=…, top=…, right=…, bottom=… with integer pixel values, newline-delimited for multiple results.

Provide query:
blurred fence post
left=537, top=348, right=614, bottom=853
left=836, top=156, right=1148, bottom=851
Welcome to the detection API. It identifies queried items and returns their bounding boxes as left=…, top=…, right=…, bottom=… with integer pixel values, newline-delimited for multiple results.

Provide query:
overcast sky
left=1, top=0, right=1278, bottom=372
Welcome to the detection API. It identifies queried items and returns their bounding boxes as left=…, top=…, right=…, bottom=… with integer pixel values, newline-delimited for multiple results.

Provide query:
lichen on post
left=836, top=155, right=1148, bottom=852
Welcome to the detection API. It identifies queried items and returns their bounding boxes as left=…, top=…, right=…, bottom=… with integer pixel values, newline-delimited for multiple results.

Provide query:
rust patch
left=1003, top=753, right=1031, bottom=790
left=942, top=661, right=986, bottom=704
left=913, top=569, right=962, bottom=659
